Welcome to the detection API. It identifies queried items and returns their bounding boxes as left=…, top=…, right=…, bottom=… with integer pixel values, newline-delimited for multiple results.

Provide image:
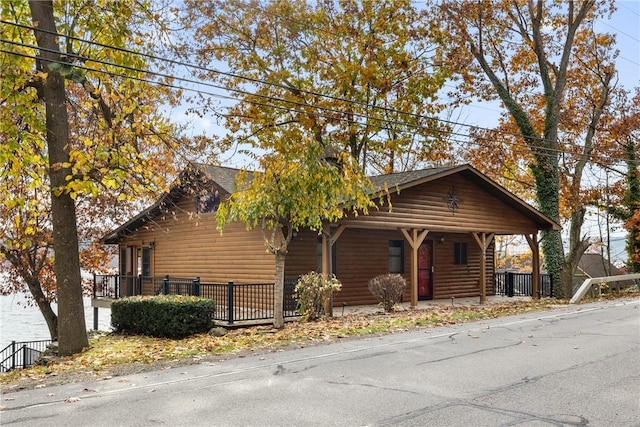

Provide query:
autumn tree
left=179, top=0, right=450, bottom=174
left=216, top=141, right=373, bottom=328
left=1, top=1, right=192, bottom=354
left=605, top=88, right=640, bottom=272
left=432, top=0, right=619, bottom=298
left=176, top=0, right=452, bottom=324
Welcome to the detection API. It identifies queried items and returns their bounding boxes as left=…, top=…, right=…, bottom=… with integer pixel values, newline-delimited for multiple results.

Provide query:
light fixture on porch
left=439, top=236, right=445, bottom=244
left=148, top=241, right=155, bottom=249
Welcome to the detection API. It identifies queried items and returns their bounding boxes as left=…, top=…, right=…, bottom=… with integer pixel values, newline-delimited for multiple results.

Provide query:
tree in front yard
left=177, top=0, right=451, bottom=174
left=216, top=141, right=373, bottom=328
left=1, top=1, right=189, bottom=355
left=430, top=0, right=619, bottom=297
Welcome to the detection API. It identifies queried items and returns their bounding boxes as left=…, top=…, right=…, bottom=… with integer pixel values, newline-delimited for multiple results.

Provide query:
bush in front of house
left=111, top=295, right=215, bottom=338
left=294, top=271, right=342, bottom=321
left=368, top=274, right=406, bottom=312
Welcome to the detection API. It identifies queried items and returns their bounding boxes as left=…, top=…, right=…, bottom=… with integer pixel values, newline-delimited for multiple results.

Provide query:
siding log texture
left=339, top=174, right=541, bottom=234
left=119, top=195, right=276, bottom=284
left=285, top=230, right=494, bottom=306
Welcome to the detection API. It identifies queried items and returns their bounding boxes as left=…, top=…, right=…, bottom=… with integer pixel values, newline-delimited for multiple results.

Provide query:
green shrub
left=368, top=274, right=406, bottom=312
left=294, top=272, right=342, bottom=321
left=111, top=295, right=215, bottom=338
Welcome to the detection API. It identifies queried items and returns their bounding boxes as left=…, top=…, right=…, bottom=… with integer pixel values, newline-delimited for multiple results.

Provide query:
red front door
left=418, top=241, right=433, bottom=300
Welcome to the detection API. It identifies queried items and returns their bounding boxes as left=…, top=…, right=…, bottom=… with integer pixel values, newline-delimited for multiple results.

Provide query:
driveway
left=1, top=298, right=638, bottom=426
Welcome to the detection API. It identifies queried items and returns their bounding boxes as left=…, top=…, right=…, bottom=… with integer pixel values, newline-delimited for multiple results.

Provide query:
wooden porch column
left=400, top=228, right=429, bottom=308
left=321, top=224, right=345, bottom=315
left=525, top=233, right=540, bottom=299
left=321, top=223, right=331, bottom=279
left=321, top=224, right=345, bottom=278
left=472, top=232, right=494, bottom=304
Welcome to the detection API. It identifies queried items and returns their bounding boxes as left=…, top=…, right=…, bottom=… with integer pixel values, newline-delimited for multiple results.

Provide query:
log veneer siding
left=339, top=174, right=542, bottom=235
left=118, top=195, right=276, bottom=284
left=285, top=229, right=495, bottom=306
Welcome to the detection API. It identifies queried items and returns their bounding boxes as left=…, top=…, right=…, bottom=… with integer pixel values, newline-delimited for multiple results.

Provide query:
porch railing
left=495, top=271, right=553, bottom=298
left=0, top=340, right=52, bottom=372
left=93, top=274, right=300, bottom=325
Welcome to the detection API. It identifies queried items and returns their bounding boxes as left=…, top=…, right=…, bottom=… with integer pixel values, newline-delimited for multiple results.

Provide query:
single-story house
left=101, top=163, right=560, bottom=308
left=573, top=253, right=636, bottom=291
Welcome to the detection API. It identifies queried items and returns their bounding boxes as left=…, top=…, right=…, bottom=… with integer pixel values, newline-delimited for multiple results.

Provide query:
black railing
left=161, top=275, right=201, bottom=296
left=0, top=340, right=52, bottom=372
left=495, top=272, right=553, bottom=298
left=93, top=274, right=301, bottom=325
left=195, top=280, right=298, bottom=325
left=93, top=274, right=145, bottom=299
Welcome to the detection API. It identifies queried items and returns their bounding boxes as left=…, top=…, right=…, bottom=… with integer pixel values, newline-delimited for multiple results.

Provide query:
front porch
left=92, top=271, right=551, bottom=328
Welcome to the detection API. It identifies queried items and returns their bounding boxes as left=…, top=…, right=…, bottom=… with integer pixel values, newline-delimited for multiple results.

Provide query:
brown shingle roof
left=368, top=166, right=458, bottom=192
left=193, top=163, right=248, bottom=194
left=577, top=253, right=636, bottom=287
left=577, top=253, right=623, bottom=278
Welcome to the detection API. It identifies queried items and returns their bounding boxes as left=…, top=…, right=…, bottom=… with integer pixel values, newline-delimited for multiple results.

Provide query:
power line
left=0, top=21, right=631, bottom=165
left=0, top=19, right=559, bottom=146
left=3, top=42, right=627, bottom=168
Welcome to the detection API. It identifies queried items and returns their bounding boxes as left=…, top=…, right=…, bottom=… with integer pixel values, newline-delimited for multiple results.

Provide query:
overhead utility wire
left=0, top=30, right=628, bottom=164
left=0, top=39, right=458, bottom=136
left=0, top=45, right=625, bottom=167
left=1, top=19, right=557, bottom=147
left=2, top=42, right=622, bottom=167
left=8, top=17, right=627, bottom=165
left=2, top=53, right=619, bottom=168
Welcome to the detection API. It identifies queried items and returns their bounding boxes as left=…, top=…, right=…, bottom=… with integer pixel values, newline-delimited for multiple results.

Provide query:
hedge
left=111, top=295, right=215, bottom=338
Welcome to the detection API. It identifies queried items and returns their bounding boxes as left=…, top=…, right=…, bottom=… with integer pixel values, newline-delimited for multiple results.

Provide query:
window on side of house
left=389, top=240, right=404, bottom=274
left=454, top=242, right=468, bottom=265
left=141, top=247, right=151, bottom=277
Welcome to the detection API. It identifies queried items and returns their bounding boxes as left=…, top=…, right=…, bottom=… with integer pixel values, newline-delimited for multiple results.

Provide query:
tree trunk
left=25, top=278, right=58, bottom=340
left=624, top=141, right=640, bottom=273
left=530, top=152, right=565, bottom=298
left=562, top=207, right=590, bottom=297
left=273, top=252, right=285, bottom=329
left=29, top=0, right=88, bottom=355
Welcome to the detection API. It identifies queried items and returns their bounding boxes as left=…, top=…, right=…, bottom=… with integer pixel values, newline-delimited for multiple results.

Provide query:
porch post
left=321, top=223, right=337, bottom=316
left=472, top=232, right=494, bottom=304
left=400, top=228, right=429, bottom=308
left=321, top=223, right=331, bottom=278
left=410, top=229, right=418, bottom=308
left=525, top=234, right=540, bottom=299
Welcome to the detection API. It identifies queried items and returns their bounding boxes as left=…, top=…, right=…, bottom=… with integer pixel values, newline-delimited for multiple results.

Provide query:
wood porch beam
left=321, top=223, right=333, bottom=316
left=320, top=224, right=345, bottom=278
left=399, top=228, right=429, bottom=307
left=525, top=233, right=540, bottom=299
left=331, top=224, right=346, bottom=244
left=471, top=232, right=494, bottom=304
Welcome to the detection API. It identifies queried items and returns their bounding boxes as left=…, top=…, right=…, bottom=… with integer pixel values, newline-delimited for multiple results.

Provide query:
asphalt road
left=1, top=299, right=639, bottom=426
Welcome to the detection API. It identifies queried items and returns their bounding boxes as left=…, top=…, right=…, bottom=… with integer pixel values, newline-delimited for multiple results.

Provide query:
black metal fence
left=0, top=340, right=52, bottom=372
left=93, top=274, right=300, bottom=325
left=93, top=274, right=143, bottom=299
left=495, top=272, right=553, bottom=298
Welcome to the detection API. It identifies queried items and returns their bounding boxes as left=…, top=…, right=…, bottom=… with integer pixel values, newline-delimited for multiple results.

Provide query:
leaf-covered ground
left=1, top=293, right=636, bottom=393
